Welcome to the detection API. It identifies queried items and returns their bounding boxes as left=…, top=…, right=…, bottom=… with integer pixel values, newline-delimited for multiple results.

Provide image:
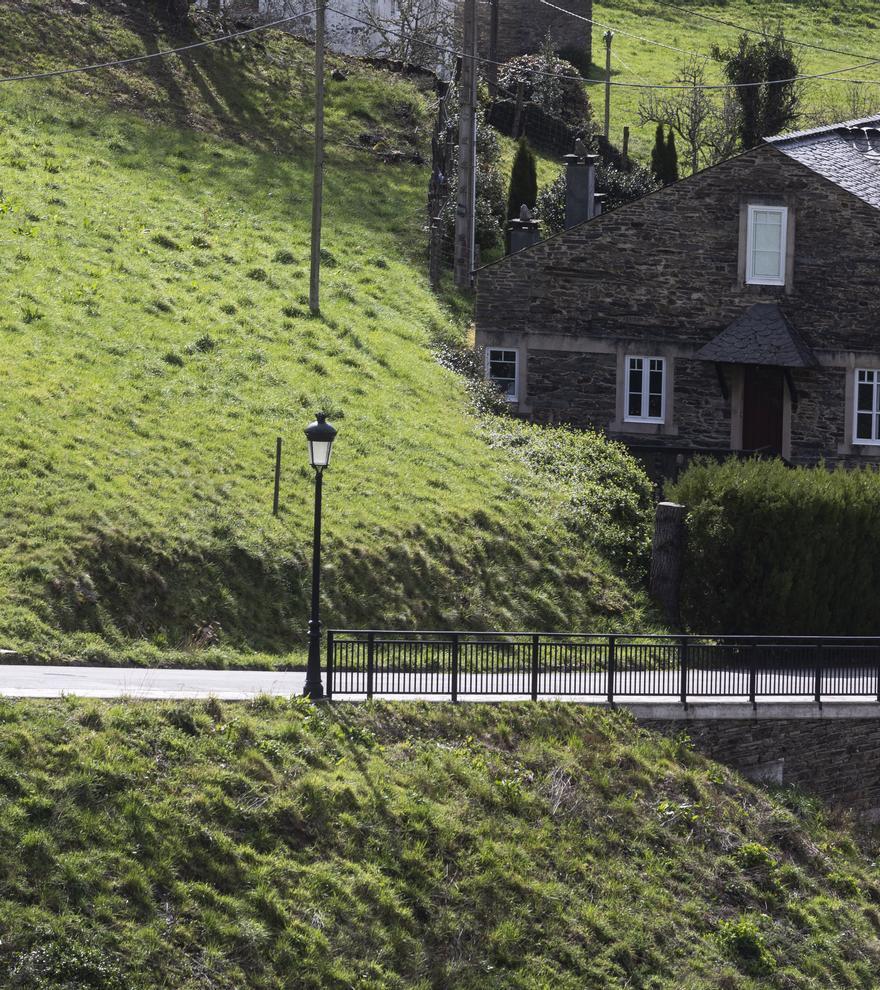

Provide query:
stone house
left=475, top=117, right=880, bottom=474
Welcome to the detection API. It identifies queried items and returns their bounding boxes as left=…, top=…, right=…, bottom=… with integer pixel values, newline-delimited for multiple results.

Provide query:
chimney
left=564, top=150, right=600, bottom=228
left=507, top=204, right=541, bottom=254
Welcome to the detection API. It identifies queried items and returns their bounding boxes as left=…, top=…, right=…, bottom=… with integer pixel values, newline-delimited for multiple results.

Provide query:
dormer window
left=746, top=205, right=788, bottom=286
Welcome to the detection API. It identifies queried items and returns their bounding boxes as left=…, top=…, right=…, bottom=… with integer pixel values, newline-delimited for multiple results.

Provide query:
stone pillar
left=650, top=501, right=685, bottom=628
left=564, top=152, right=598, bottom=229
left=507, top=205, right=541, bottom=254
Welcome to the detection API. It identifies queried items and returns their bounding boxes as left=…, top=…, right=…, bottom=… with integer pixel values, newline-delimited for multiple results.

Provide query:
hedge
left=667, top=458, right=880, bottom=635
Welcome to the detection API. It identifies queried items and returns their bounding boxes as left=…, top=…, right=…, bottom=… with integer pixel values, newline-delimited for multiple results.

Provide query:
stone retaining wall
left=648, top=717, right=880, bottom=815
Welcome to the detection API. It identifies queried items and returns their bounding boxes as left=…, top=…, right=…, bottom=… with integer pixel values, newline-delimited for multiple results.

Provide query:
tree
left=352, top=0, right=454, bottom=72
left=506, top=137, right=538, bottom=220
left=640, top=56, right=738, bottom=175
left=664, top=128, right=679, bottom=183
left=650, top=124, right=666, bottom=182
left=713, top=28, right=803, bottom=148
left=803, top=81, right=876, bottom=128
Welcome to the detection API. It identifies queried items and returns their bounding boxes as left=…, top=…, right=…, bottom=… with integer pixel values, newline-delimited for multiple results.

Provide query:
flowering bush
left=498, top=50, right=592, bottom=128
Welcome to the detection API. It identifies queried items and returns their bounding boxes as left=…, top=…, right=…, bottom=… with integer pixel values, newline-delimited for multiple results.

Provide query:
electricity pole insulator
left=453, top=0, right=477, bottom=290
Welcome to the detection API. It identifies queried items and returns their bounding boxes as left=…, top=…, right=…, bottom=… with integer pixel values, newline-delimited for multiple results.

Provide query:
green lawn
left=0, top=1, right=655, bottom=668
left=588, top=0, right=880, bottom=163
left=1, top=697, right=880, bottom=988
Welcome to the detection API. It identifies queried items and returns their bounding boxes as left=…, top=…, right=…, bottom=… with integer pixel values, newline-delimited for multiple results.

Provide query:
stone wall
left=789, top=366, right=847, bottom=464
left=671, top=358, right=731, bottom=448
left=527, top=349, right=615, bottom=426
left=649, top=717, right=880, bottom=815
left=477, top=146, right=880, bottom=351
left=479, top=0, right=593, bottom=66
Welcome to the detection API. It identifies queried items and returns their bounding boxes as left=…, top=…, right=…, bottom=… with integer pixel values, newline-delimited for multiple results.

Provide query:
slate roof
left=766, top=114, right=880, bottom=209
left=695, top=303, right=818, bottom=367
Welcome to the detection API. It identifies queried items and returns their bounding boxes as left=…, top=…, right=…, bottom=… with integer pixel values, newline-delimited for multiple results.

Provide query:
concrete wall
left=475, top=145, right=880, bottom=467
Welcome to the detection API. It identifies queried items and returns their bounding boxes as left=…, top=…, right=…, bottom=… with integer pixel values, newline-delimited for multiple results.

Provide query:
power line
left=609, top=48, right=652, bottom=86
left=645, top=0, right=876, bottom=62
left=534, top=0, right=708, bottom=59
left=3, top=4, right=879, bottom=94
left=326, top=7, right=880, bottom=91
left=0, top=9, right=320, bottom=85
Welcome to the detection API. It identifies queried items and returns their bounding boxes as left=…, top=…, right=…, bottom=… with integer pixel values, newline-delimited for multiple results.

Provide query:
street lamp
left=303, top=411, right=337, bottom=699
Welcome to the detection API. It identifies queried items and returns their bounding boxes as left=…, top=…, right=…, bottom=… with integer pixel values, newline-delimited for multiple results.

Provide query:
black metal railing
left=326, top=631, right=880, bottom=703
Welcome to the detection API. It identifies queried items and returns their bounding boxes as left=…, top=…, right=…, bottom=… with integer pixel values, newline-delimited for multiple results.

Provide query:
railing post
left=366, top=631, right=375, bottom=700
left=607, top=635, right=616, bottom=705
left=748, top=639, right=757, bottom=705
left=530, top=633, right=540, bottom=701
left=326, top=630, right=334, bottom=701
left=876, top=643, right=880, bottom=703
left=451, top=633, right=459, bottom=703
left=679, top=636, right=688, bottom=705
left=814, top=641, right=823, bottom=704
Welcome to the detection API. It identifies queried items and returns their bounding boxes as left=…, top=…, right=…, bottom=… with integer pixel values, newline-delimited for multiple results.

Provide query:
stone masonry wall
left=477, top=145, right=880, bottom=352
left=650, top=718, right=880, bottom=814
left=479, top=0, right=593, bottom=66
left=789, top=366, right=847, bottom=464
left=527, top=349, right=615, bottom=426
left=670, top=358, right=731, bottom=448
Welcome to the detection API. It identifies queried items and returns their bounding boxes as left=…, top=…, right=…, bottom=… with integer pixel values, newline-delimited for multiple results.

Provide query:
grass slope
left=0, top=1, right=654, bottom=666
left=590, top=0, right=880, bottom=162
left=1, top=698, right=880, bottom=988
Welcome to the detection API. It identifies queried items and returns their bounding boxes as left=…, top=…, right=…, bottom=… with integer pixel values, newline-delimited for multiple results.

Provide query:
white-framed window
left=746, top=204, right=788, bottom=286
left=854, top=368, right=880, bottom=445
left=624, top=356, right=666, bottom=423
left=486, top=348, right=519, bottom=401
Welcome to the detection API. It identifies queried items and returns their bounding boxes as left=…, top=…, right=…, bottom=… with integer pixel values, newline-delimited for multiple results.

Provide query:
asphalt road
left=1, top=664, right=880, bottom=709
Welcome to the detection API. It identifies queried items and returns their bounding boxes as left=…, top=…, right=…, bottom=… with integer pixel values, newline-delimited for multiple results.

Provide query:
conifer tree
left=650, top=123, right=666, bottom=183
left=506, top=136, right=538, bottom=220
left=665, top=128, right=679, bottom=184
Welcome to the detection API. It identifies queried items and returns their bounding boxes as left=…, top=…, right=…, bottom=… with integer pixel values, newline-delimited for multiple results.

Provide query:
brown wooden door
left=742, top=365, right=784, bottom=453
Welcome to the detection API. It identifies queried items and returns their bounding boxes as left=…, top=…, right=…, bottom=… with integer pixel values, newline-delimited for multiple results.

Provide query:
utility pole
left=453, top=0, right=477, bottom=290
left=487, top=0, right=499, bottom=95
left=603, top=29, right=613, bottom=142
left=309, top=0, right=326, bottom=316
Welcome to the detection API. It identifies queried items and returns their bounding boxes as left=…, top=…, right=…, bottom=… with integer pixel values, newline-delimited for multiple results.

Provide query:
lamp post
left=303, top=412, right=337, bottom=700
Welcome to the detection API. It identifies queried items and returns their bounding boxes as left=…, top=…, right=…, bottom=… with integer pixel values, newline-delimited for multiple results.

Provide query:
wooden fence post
left=650, top=502, right=685, bottom=628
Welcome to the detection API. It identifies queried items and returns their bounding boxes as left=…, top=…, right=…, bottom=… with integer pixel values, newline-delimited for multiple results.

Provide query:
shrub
left=506, top=136, right=538, bottom=220
left=667, top=457, right=880, bottom=634
left=483, top=418, right=654, bottom=580
left=716, top=915, right=776, bottom=975
left=438, top=90, right=506, bottom=252
left=535, top=162, right=659, bottom=233
left=498, top=46, right=592, bottom=129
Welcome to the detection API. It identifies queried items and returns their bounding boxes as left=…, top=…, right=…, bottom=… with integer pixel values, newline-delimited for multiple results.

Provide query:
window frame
left=486, top=347, right=520, bottom=402
left=624, top=355, right=666, bottom=424
left=745, top=204, right=789, bottom=286
left=853, top=367, right=880, bottom=446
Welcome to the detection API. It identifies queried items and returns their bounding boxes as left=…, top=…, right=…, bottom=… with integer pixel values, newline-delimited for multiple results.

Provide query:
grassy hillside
left=0, top=1, right=655, bottom=666
left=590, top=0, right=880, bottom=162
left=1, top=698, right=880, bottom=988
